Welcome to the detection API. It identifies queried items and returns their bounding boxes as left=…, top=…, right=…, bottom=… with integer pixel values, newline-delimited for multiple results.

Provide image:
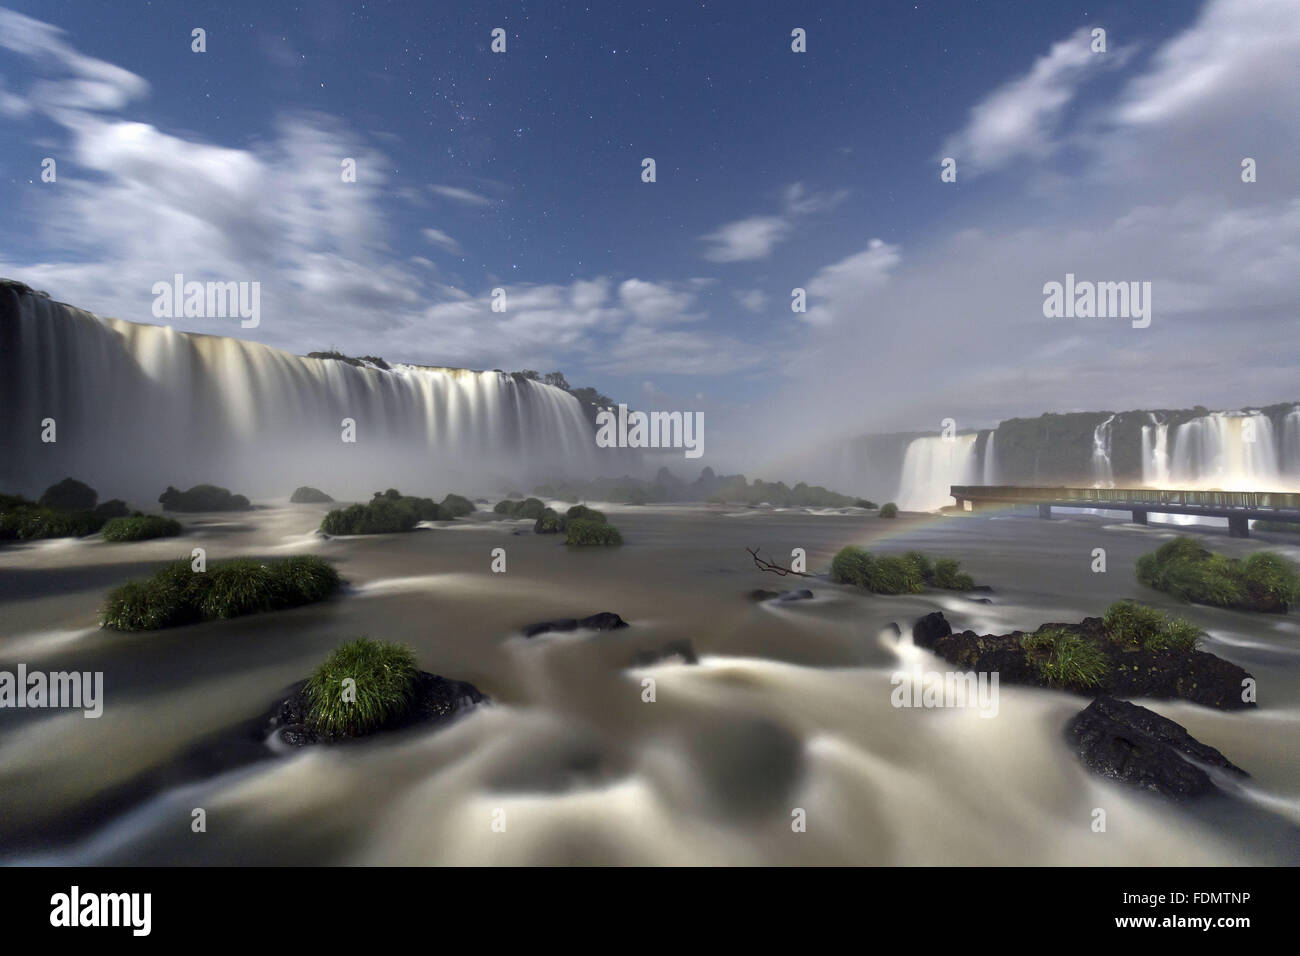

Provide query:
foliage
left=303, top=638, right=420, bottom=738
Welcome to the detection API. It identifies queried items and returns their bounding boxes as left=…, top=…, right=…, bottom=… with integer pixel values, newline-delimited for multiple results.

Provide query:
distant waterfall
left=1090, top=415, right=1116, bottom=487
left=0, top=287, right=610, bottom=501
left=1141, top=414, right=1171, bottom=486
left=981, top=430, right=999, bottom=485
left=1283, top=408, right=1300, bottom=474
left=895, top=434, right=979, bottom=511
left=1170, top=412, right=1280, bottom=490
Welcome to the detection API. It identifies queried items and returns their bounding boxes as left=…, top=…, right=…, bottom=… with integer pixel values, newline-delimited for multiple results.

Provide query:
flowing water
left=2, top=503, right=1297, bottom=865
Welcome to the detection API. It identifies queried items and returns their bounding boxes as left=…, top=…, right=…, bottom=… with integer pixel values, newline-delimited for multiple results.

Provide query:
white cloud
left=940, top=27, right=1121, bottom=175
left=429, top=184, right=495, bottom=206
left=700, top=215, right=788, bottom=263
left=421, top=227, right=462, bottom=254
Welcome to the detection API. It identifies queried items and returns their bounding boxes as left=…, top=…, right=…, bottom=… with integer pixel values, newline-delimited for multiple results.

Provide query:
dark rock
left=1066, top=696, right=1247, bottom=801
left=970, top=597, right=993, bottom=604
left=749, top=589, right=780, bottom=602
left=523, top=611, right=628, bottom=637
left=159, top=484, right=251, bottom=512
left=910, top=612, right=1255, bottom=710
left=39, top=477, right=97, bottom=512
left=776, top=588, right=814, bottom=602
left=911, top=611, right=952, bottom=649
left=265, top=671, right=487, bottom=747
left=632, top=639, right=698, bottom=666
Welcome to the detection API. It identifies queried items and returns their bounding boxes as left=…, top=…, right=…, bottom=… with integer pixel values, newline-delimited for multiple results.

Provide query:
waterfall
left=895, top=433, right=980, bottom=511
left=1283, top=407, right=1300, bottom=474
left=981, top=430, right=998, bottom=485
left=0, top=287, right=610, bottom=501
left=1089, top=415, right=1116, bottom=487
left=1169, top=412, right=1280, bottom=490
left=1140, top=413, right=1171, bottom=486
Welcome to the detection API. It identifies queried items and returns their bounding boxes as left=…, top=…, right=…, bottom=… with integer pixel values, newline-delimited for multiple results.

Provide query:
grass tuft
left=101, top=515, right=182, bottom=542
left=303, top=638, right=420, bottom=738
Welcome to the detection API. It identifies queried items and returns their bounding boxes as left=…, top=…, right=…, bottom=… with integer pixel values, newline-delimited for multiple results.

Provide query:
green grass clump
left=830, top=546, right=873, bottom=586
left=565, top=518, right=623, bottom=545
left=865, top=555, right=925, bottom=594
left=101, top=515, right=182, bottom=542
left=303, top=638, right=420, bottom=738
left=101, top=555, right=340, bottom=630
left=879, top=502, right=899, bottom=518
left=931, top=557, right=975, bottom=590
left=1136, top=535, right=1299, bottom=612
left=854, top=499, right=878, bottom=509
left=1102, top=600, right=1201, bottom=652
left=0, top=507, right=107, bottom=541
left=1253, top=520, right=1300, bottom=534
left=1024, top=627, right=1110, bottom=689
left=829, top=546, right=973, bottom=593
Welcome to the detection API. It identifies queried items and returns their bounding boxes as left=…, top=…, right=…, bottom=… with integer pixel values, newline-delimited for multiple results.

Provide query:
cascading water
left=1283, top=407, right=1300, bottom=474
left=0, top=287, right=612, bottom=501
left=1089, top=415, right=1116, bottom=488
left=1140, top=413, right=1171, bottom=486
left=981, top=430, right=998, bottom=485
left=894, top=433, right=979, bottom=511
left=1170, top=412, right=1281, bottom=490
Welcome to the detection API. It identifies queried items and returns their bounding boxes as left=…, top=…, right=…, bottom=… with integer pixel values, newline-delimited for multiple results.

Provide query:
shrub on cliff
left=439, top=493, right=475, bottom=518
left=1136, top=536, right=1299, bottom=612
left=39, top=477, right=98, bottom=512
left=290, top=486, right=334, bottom=504
left=102, top=555, right=340, bottom=630
left=534, top=507, right=562, bottom=534
left=321, top=499, right=419, bottom=535
left=101, top=515, right=182, bottom=542
left=879, top=502, right=899, bottom=518
left=159, top=484, right=251, bottom=512
left=565, top=518, right=622, bottom=546
left=303, top=638, right=419, bottom=738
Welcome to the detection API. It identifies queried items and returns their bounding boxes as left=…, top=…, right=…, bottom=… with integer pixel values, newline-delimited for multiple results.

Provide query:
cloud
left=940, top=27, right=1122, bottom=176
left=699, top=183, right=848, bottom=262
left=799, top=239, right=901, bottom=326
left=0, top=9, right=148, bottom=113
left=421, top=227, right=463, bottom=254
left=429, top=184, right=495, bottom=206
left=617, top=278, right=700, bottom=324
left=734, top=289, right=767, bottom=313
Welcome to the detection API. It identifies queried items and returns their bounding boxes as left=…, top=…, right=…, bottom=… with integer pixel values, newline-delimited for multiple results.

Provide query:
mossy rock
left=438, top=493, right=475, bottom=517
left=879, top=502, right=899, bottom=518
left=534, top=507, right=562, bottom=534
left=1136, top=536, right=1300, bottom=612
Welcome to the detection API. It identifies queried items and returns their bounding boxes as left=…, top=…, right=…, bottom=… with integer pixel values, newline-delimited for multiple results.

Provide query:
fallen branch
left=747, top=547, right=812, bottom=577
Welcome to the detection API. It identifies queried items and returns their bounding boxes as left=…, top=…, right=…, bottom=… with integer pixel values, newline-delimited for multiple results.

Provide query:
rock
left=266, top=671, right=487, bottom=747
left=1065, top=696, right=1247, bottom=801
left=970, top=597, right=993, bottom=604
left=776, top=588, right=814, bottom=602
left=523, top=611, right=628, bottom=637
left=632, top=639, right=699, bottom=666
left=159, top=484, right=251, bottom=512
left=749, top=589, right=780, bottom=602
left=39, top=477, right=98, bottom=512
left=911, top=611, right=952, bottom=649
left=909, top=611, right=1256, bottom=710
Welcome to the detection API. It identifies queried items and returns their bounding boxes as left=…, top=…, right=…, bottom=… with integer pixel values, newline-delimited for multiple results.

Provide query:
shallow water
left=2, top=503, right=1298, bottom=864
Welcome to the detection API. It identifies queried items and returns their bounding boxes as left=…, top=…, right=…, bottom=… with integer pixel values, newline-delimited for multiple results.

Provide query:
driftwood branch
left=747, top=547, right=812, bottom=577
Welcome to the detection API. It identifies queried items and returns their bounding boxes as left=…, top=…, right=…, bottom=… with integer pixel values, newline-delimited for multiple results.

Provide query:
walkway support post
left=1038, top=504, right=1051, bottom=519
left=1132, top=510, right=1148, bottom=525
left=1228, top=516, right=1250, bottom=538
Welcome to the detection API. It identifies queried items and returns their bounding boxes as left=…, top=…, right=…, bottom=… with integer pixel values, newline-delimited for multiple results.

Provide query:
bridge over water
left=949, top=485, right=1300, bottom=538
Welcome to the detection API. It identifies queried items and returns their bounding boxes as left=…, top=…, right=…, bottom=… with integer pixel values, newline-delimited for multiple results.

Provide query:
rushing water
left=0, top=291, right=607, bottom=502
left=2, top=503, right=1297, bottom=865
left=894, top=434, right=979, bottom=512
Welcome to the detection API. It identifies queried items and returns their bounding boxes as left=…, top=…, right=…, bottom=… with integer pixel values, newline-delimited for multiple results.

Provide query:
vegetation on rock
left=1136, top=536, right=1300, bottom=612
left=830, top=546, right=974, bottom=593
left=159, top=484, right=251, bottom=512
left=101, top=515, right=182, bottom=541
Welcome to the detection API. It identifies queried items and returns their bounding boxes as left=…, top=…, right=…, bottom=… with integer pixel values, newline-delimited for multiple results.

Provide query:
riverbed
left=2, top=502, right=1297, bottom=864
